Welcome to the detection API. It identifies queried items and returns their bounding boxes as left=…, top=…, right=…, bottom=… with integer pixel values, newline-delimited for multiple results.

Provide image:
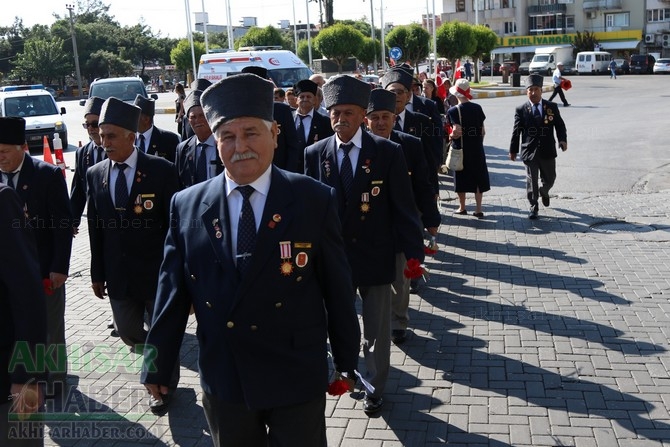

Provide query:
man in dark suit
left=0, top=124, right=48, bottom=447
left=134, top=95, right=181, bottom=163
left=70, top=96, right=106, bottom=230
left=381, top=69, right=440, bottom=196
left=86, top=98, right=179, bottom=365
left=240, top=66, right=301, bottom=173
left=304, top=75, right=425, bottom=415
left=397, top=64, right=446, bottom=162
left=293, top=79, right=333, bottom=171
left=365, top=88, right=441, bottom=345
left=509, top=74, right=568, bottom=219
left=0, top=117, right=72, bottom=398
left=141, top=73, right=360, bottom=446
left=180, top=79, right=212, bottom=141
left=174, top=90, right=223, bottom=189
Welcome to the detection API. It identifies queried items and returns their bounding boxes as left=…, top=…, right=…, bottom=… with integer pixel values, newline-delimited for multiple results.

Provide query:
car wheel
left=548, top=68, right=552, bottom=76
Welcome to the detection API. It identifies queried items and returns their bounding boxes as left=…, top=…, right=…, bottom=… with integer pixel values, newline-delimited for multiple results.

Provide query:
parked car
left=630, top=54, right=656, bottom=74
left=480, top=62, right=501, bottom=76
left=518, top=61, right=531, bottom=75
left=653, top=58, right=670, bottom=74
left=79, top=76, right=158, bottom=106
left=613, top=59, right=630, bottom=75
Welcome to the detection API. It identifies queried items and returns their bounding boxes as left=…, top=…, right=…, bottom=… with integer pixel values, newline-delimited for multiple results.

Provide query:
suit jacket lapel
left=200, top=176, right=235, bottom=272
left=127, top=151, right=148, bottom=209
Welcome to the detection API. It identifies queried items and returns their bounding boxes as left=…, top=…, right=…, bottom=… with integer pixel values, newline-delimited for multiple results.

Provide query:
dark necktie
left=196, top=143, right=208, bottom=183
left=394, top=116, right=402, bottom=131
left=139, top=134, right=146, bottom=153
left=533, top=104, right=542, bottom=122
left=4, top=171, right=16, bottom=189
left=236, top=185, right=257, bottom=275
left=297, top=115, right=307, bottom=145
left=339, top=143, right=354, bottom=200
left=115, top=163, right=129, bottom=211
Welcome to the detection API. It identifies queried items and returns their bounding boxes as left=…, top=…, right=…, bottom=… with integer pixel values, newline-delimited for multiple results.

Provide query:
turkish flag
left=454, top=59, right=462, bottom=80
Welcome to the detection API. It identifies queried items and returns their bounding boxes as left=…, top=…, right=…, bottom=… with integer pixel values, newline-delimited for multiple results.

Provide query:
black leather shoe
left=528, top=208, right=539, bottom=220
left=392, top=329, right=407, bottom=345
left=149, top=392, right=172, bottom=417
left=541, top=194, right=550, bottom=207
left=363, top=395, right=384, bottom=414
left=563, top=103, right=571, bottom=107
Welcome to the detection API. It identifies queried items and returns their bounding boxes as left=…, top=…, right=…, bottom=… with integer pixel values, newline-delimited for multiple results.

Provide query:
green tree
left=573, top=30, right=598, bottom=54
left=117, top=24, right=165, bottom=78
left=436, top=21, right=477, bottom=76
left=470, top=25, right=499, bottom=82
left=0, top=18, right=28, bottom=76
left=171, top=39, right=206, bottom=78
left=235, top=26, right=284, bottom=50
left=355, top=37, right=381, bottom=73
left=297, top=40, right=322, bottom=65
left=85, top=49, right=134, bottom=78
left=313, top=24, right=365, bottom=73
left=384, top=24, right=431, bottom=70
left=11, top=37, right=70, bottom=84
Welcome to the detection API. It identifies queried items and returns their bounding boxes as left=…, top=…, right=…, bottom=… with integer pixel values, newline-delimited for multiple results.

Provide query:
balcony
left=527, top=3, right=566, bottom=15
left=583, top=0, right=622, bottom=11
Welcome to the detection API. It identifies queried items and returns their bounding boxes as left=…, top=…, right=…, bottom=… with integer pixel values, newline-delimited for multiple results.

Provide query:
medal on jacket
left=134, top=194, right=143, bottom=214
left=360, top=192, right=370, bottom=213
left=212, top=218, right=222, bottom=239
left=279, top=241, right=293, bottom=275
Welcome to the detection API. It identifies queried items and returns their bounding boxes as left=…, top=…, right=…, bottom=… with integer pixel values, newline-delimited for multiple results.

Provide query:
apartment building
left=440, top=0, right=669, bottom=61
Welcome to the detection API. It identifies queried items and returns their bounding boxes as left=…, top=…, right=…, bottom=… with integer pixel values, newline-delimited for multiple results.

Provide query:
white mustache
left=334, top=122, right=349, bottom=129
left=230, top=151, right=258, bottom=162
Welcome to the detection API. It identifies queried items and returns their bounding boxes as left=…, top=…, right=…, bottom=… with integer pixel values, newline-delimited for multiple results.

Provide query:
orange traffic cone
left=42, top=136, right=55, bottom=165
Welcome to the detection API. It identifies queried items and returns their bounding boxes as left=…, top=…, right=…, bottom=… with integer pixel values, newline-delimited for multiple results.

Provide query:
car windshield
left=534, top=55, right=550, bottom=62
left=90, top=82, right=145, bottom=102
left=4, top=95, right=58, bottom=117
left=268, top=68, right=313, bottom=88
left=657, top=59, right=670, bottom=64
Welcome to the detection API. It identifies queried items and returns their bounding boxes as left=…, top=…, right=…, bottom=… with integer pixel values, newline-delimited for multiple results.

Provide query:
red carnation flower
left=403, top=258, right=424, bottom=279
left=43, top=279, right=54, bottom=296
left=328, top=379, right=351, bottom=396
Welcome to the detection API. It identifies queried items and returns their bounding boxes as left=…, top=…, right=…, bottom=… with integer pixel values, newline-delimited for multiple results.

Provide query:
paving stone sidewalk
left=42, top=181, right=670, bottom=447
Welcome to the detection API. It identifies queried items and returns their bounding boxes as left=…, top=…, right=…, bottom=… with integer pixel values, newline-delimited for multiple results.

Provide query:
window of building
left=605, top=12, right=629, bottom=27
left=565, top=15, right=575, bottom=30
left=504, top=21, right=517, bottom=34
left=456, top=0, right=465, bottom=12
left=647, top=9, right=670, bottom=23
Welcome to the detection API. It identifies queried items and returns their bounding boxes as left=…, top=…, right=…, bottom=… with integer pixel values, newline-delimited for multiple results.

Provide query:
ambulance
left=197, top=46, right=313, bottom=88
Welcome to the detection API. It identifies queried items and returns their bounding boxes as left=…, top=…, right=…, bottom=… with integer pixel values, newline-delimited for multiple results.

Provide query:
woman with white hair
left=446, top=79, right=490, bottom=218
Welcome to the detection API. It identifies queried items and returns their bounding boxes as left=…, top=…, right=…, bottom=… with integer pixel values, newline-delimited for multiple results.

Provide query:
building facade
left=440, top=0, right=669, bottom=60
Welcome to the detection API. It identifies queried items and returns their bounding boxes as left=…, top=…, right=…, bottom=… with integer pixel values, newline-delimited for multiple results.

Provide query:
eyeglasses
left=82, top=122, right=99, bottom=129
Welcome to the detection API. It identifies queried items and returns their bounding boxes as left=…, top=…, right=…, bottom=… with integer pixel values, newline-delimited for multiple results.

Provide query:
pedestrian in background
left=174, top=83, right=186, bottom=135
left=548, top=62, right=570, bottom=107
left=447, top=79, right=490, bottom=218
left=422, top=79, right=445, bottom=115
left=509, top=74, right=567, bottom=220
left=609, top=59, right=617, bottom=79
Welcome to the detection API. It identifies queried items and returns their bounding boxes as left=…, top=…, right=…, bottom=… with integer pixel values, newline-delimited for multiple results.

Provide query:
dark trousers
left=109, top=298, right=154, bottom=351
left=46, top=286, right=67, bottom=384
left=202, top=393, right=327, bottom=447
left=548, top=85, right=568, bottom=105
left=524, top=157, right=556, bottom=208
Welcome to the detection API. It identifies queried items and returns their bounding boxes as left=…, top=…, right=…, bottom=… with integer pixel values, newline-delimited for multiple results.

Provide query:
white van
left=197, top=46, right=313, bottom=88
left=0, top=84, right=68, bottom=150
left=576, top=51, right=612, bottom=75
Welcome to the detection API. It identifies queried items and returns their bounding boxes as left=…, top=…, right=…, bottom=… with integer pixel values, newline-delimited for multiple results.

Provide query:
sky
left=4, top=0, right=441, bottom=39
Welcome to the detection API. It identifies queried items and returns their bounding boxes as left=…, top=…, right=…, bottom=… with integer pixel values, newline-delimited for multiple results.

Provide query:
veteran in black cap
left=85, top=95, right=179, bottom=414
left=141, top=71, right=360, bottom=446
left=70, top=96, right=106, bottom=230
left=0, top=116, right=73, bottom=399
left=291, top=79, right=333, bottom=171
left=510, top=73, right=568, bottom=219
left=239, top=66, right=302, bottom=173
left=133, top=95, right=180, bottom=163
left=174, top=88, right=222, bottom=189
left=304, top=74, right=424, bottom=415
left=365, top=88, right=440, bottom=348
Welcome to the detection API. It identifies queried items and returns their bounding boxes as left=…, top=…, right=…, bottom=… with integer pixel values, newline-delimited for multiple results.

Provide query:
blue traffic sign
left=389, top=47, right=402, bottom=60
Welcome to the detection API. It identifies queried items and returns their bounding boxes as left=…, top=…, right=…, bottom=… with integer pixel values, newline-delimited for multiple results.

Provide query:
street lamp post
left=306, top=0, right=313, bottom=69
left=65, top=4, right=84, bottom=100
left=364, top=0, right=377, bottom=73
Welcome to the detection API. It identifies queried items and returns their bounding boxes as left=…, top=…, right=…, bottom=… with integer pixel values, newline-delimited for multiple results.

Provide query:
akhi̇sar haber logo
left=269, top=58, right=280, bottom=66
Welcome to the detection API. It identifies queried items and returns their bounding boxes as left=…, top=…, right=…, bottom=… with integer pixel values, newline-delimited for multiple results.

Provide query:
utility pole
left=65, top=4, right=84, bottom=100
left=364, top=0, right=377, bottom=73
